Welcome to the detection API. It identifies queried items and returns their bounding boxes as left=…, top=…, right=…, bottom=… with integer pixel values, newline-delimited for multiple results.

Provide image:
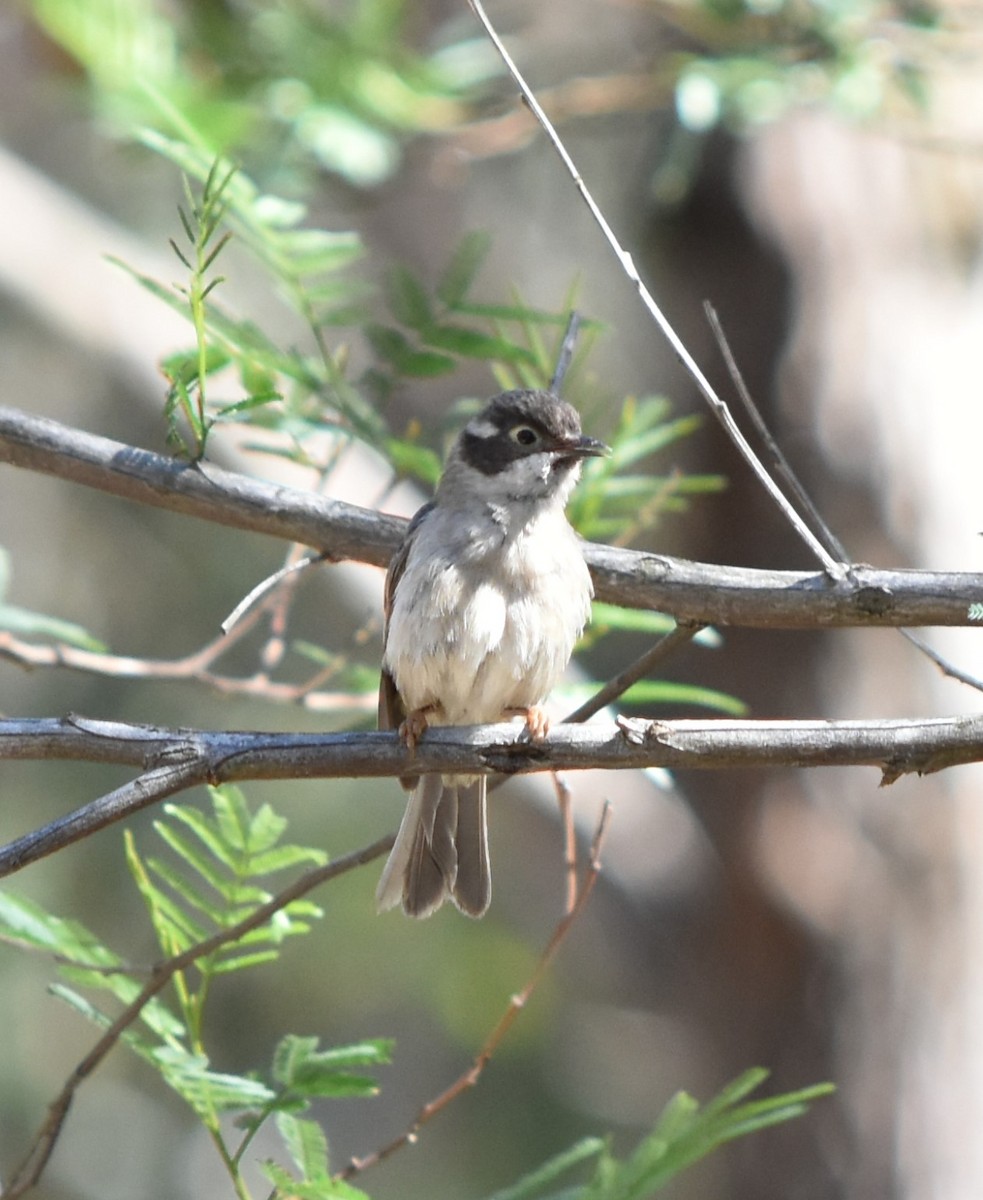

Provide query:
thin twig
left=466, top=0, right=845, bottom=579
left=900, top=629, right=983, bottom=693
left=704, top=303, right=983, bottom=696
left=552, top=772, right=579, bottom=915
left=551, top=310, right=582, bottom=394
left=2, top=836, right=392, bottom=1199
left=220, top=552, right=324, bottom=636
left=703, top=302, right=849, bottom=564
left=563, top=621, right=705, bottom=724
left=339, top=803, right=612, bottom=1182
left=0, top=630, right=376, bottom=711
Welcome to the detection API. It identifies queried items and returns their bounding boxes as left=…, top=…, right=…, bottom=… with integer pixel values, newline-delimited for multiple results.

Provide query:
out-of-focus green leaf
left=437, top=231, right=491, bottom=307
left=0, top=603, right=107, bottom=651
left=385, top=437, right=442, bottom=484
left=424, top=325, right=536, bottom=363
left=386, top=265, right=434, bottom=331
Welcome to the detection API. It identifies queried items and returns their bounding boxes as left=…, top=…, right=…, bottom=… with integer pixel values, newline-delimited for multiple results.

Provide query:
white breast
left=384, top=504, right=592, bottom=726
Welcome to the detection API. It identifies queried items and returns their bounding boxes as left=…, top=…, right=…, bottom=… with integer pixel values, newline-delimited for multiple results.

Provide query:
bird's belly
left=386, top=544, right=590, bottom=725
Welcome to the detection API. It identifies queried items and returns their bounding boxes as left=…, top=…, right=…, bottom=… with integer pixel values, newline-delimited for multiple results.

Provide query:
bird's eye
left=509, top=425, right=540, bottom=446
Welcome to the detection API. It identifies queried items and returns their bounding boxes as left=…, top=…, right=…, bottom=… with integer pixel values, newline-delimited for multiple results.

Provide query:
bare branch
left=2, top=407, right=982, bottom=629
left=0, top=405, right=402, bottom=567
left=3, top=713, right=982, bottom=878
left=340, top=801, right=611, bottom=1182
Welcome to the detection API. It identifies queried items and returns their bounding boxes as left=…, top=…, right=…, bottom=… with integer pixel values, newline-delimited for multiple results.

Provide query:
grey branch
left=3, top=713, right=982, bottom=877
left=2, top=406, right=982, bottom=628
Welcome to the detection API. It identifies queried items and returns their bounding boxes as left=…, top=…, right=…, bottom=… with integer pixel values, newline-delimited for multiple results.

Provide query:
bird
left=375, top=388, right=608, bottom=918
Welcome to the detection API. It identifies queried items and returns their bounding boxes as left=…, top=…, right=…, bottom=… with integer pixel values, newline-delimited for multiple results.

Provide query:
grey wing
left=377, top=501, right=436, bottom=734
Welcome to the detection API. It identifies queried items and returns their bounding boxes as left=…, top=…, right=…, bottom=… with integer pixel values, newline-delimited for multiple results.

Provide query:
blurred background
left=2, top=1, right=983, bottom=1197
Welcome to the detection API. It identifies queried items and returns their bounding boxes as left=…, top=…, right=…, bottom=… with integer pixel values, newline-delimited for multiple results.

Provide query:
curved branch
left=2, top=406, right=982, bottom=628
left=3, top=712, right=982, bottom=877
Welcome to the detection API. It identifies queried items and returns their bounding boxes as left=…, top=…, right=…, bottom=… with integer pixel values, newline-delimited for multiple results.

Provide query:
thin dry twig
left=220, top=550, right=324, bottom=637
left=465, top=0, right=844, bottom=579
left=563, top=621, right=706, bottom=724
left=339, top=802, right=612, bottom=1182
left=703, top=302, right=850, bottom=565
left=553, top=772, right=579, bottom=915
left=704, top=303, right=983, bottom=697
left=2, top=835, right=393, bottom=1199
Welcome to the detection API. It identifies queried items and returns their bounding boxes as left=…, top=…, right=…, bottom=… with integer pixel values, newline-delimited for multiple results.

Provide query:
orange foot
left=399, top=706, right=435, bottom=753
left=505, top=705, right=551, bottom=741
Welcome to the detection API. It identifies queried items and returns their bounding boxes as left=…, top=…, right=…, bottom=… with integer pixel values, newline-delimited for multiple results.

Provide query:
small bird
left=376, top=389, right=608, bottom=918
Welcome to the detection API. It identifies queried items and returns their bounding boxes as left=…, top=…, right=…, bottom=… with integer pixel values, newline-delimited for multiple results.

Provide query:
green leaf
left=559, top=680, right=746, bottom=716
left=436, top=230, right=491, bottom=307
left=153, top=1045, right=277, bottom=1115
left=208, top=949, right=281, bottom=975
left=125, top=831, right=208, bottom=955
left=578, top=1070, right=834, bottom=1199
left=0, top=603, right=107, bottom=651
left=159, top=802, right=239, bottom=872
left=483, top=1137, right=605, bottom=1200
left=152, top=822, right=232, bottom=898
left=277, top=1112, right=330, bottom=1181
left=272, top=1035, right=392, bottom=1097
left=245, top=844, right=329, bottom=877
left=272, top=227, right=364, bottom=276
left=385, top=437, right=442, bottom=484
left=211, top=785, right=257, bottom=854
left=0, top=891, right=118, bottom=964
left=213, top=393, right=282, bottom=421
left=588, top=604, right=678, bottom=636
left=263, top=1158, right=370, bottom=1199
left=453, top=301, right=584, bottom=326
left=364, top=324, right=456, bottom=377
left=386, top=265, right=433, bottom=330
left=161, top=345, right=231, bottom=387
left=423, top=324, right=536, bottom=363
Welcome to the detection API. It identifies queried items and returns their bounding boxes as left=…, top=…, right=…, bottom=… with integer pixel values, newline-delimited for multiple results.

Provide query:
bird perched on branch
left=376, top=389, right=608, bottom=917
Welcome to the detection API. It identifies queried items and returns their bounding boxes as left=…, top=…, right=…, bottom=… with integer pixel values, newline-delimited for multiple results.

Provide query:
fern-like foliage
left=484, top=1068, right=834, bottom=1200
left=0, top=786, right=389, bottom=1197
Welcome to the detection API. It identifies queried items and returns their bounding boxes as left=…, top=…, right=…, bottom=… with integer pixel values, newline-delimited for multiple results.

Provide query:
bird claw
left=399, top=707, right=434, bottom=753
left=506, top=705, right=551, bottom=741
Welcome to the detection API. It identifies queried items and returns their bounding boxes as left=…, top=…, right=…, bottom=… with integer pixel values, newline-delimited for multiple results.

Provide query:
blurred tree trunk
left=741, top=107, right=983, bottom=1198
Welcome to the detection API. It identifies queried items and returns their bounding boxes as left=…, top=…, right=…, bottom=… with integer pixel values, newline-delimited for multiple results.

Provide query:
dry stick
left=552, top=772, right=579, bottom=915
left=2, top=835, right=393, bottom=1200
left=563, top=621, right=705, bottom=725
left=466, top=0, right=844, bottom=581
left=339, top=802, right=612, bottom=1183
left=220, top=551, right=324, bottom=636
left=0, top=629, right=376, bottom=709
left=705, top=303, right=983, bottom=697
left=551, top=310, right=583, bottom=394
left=702, top=302, right=850, bottom=564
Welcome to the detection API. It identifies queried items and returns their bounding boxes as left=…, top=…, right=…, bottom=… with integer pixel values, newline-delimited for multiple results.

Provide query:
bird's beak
left=569, top=435, right=610, bottom=458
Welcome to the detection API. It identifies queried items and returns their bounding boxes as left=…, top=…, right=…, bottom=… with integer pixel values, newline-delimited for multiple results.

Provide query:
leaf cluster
left=488, top=1068, right=834, bottom=1200
left=0, top=786, right=391, bottom=1198
left=0, top=793, right=832, bottom=1197
left=671, top=0, right=937, bottom=137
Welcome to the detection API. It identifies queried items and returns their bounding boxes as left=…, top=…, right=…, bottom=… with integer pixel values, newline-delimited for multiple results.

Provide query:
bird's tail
left=375, top=776, right=490, bottom=918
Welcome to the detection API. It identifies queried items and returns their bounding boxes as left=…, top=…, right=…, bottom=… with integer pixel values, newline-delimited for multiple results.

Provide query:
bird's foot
left=505, top=705, right=551, bottom=741
left=399, top=706, right=435, bottom=753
